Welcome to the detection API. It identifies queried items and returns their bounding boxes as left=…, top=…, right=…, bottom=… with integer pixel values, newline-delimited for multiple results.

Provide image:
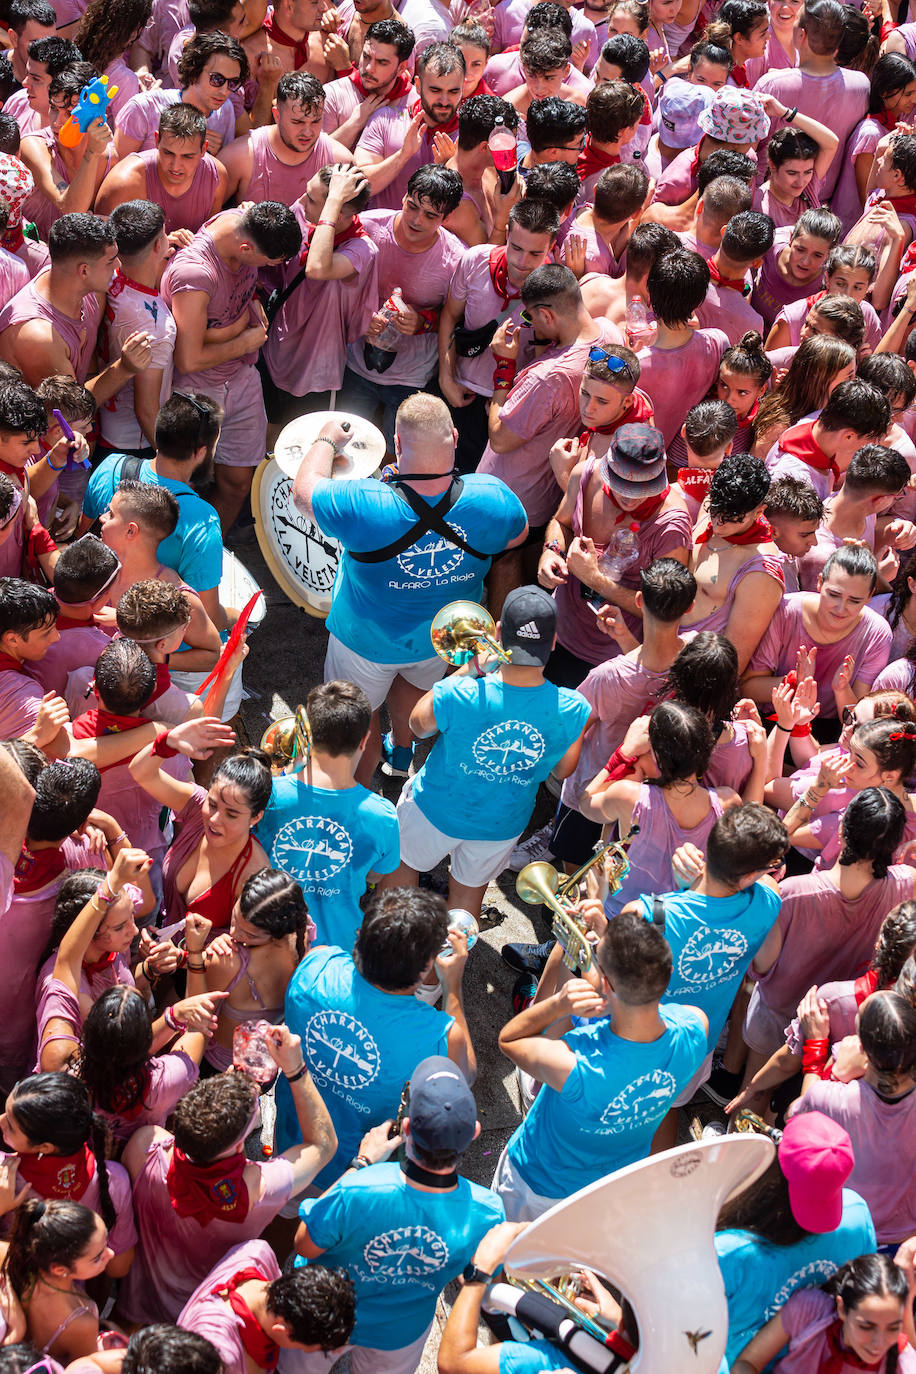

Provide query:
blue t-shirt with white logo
left=411, top=676, right=591, bottom=842
left=275, top=947, right=453, bottom=1189
left=256, top=777, right=399, bottom=952
left=506, top=1005, right=706, bottom=1200
left=311, top=474, right=527, bottom=663
left=716, top=1189, right=876, bottom=1365
left=82, top=453, right=223, bottom=593
left=635, top=882, right=782, bottom=1052
left=298, top=1163, right=504, bottom=1349
left=499, top=1340, right=578, bottom=1374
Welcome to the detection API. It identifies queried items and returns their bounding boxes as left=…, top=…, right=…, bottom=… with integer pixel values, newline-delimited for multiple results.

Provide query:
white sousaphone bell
left=487, top=1135, right=775, bottom=1374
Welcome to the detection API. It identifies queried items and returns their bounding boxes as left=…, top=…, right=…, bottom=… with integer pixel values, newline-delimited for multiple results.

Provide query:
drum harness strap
left=347, top=472, right=490, bottom=564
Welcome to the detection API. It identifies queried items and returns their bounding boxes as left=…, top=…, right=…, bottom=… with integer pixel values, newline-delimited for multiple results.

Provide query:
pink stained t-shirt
left=138, top=148, right=221, bottom=235
left=752, top=227, right=818, bottom=332
left=2, top=88, right=41, bottom=136
left=831, top=115, right=884, bottom=233
left=562, top=217, right=621, bottom=280
left=34, top=953, right=134, bottom=1063
left=606, top=781, right=727, bottom=916
left=0, top=1148, right=138, bottom=1258
left=447, top=243, right=531, bottom=398
left=773, top=1286, right=916, bottom=1372
left=119, top=1137, right=294, bottom=1323
left=262, top=203, right=379, bottom=396
left=344, top=208, right=465, bottom=389
left=178, top=1239, right=282, bottom=1374
left=117, top=88, right=235, bottom=155
left=792, top=1080, right=916, bottom=1245
left=635, top=328, right=729, bottom=446
left=484, top=49, right=593, bottom=99
left=160, top=213, right=258, bottom=386
left=745, top=28, right=795, bottom=86
left=0, top=245, right=28, bottom=312
left=0, top=662, right=45, bottom=739
left=696, top=278, right=764, bottom=345
left=560, top=653, right=670, bottom=811
left=98, top=273, right=176, bottom=453
left=752, top=182, right=819, bottom=232
left=874, top=656, right=914, bottom=695
left=492, top=0, right=599, bottom=64
left=477, top=317, right=625, bottom=526
left=29, top=623, right=111, bottom=697
left=773, top=293, right=882, bottom=352
left=748, top=592, right=892, bottom=718
left=322, top=76, right=411, bottom=134
left=784, top=975, right=863, bottom=1056
left=356, top=104, right=457, bottom=212
left=0, top=271, right=102, bottom=383
left=754, top=65, right=870, bottom=200
left=653, top=142, right=701, bottom=206
left=244, top=127, right=339, bottom=205
left=705, top=720, right=753, bottom=794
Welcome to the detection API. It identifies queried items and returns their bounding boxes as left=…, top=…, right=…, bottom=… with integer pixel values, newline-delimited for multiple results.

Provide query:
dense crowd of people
left=0, top=0, right=916, bottom=1367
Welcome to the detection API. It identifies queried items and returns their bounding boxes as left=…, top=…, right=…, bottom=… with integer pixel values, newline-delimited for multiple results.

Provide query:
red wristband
left=417, top=306, right=438, bottom=334
left=880, top=19, right=897, bottom=39
left=605, top=746, right=638, bottom=781
left=28, top=522, right=57, bottom=557
left=152, top=730, right=179, bottom=759
left=791, top=721, right=813, bottom=738
left=802, top=1037, right=830, bottom=1074
left=493, top=358, right=517, bottom=390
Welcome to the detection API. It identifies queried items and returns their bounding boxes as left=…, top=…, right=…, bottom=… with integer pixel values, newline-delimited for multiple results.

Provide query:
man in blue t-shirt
left=292, top=1055, right=504, bottom=1374
left=275, top=887, right=475, bottom=1195
left=494, top=910, right=707, bottom=1220
left=78, top=391, right=224, bottom=628
left=379, top=586, right=591, bottom=929
left=291, top=392, right=528, bottom=782
left=256, top=680, right=400, bottom=952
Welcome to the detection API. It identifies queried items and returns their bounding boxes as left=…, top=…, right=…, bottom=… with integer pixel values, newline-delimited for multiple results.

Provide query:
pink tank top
left=246, top=126, right=334, bottom=204
left=606, top=782, right=726, bottom=916
left=0, top=271, right=102, bottom=383
left=139, top=149, right=220, bottom=234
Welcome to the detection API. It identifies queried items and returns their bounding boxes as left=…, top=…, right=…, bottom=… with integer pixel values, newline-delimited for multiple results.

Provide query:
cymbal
left=273, top=410, right=386, bottom=481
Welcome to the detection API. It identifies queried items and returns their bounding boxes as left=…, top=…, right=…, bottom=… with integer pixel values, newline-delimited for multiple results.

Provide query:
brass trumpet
left=515, top=829, right=640, bottom=974
left=430, top=600, right=512, bottom=666
left=260, top=705, right=312, bottom=775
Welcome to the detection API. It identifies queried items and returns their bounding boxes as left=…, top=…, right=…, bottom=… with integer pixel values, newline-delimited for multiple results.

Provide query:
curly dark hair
left=666, top=632, right=739, bottom=733
left=871, top=901, right=916, bottom=988
left=177, top=29, right=249, bottom=88
left=172, top=1071, right=258, bottom=1162
left=707, top=451, right=771, bottom=522
left=267, top=1267, right=356, bottom=1350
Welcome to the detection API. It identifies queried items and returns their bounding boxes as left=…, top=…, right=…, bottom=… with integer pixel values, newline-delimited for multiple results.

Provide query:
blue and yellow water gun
left=59, top=75, right=117, bottom=148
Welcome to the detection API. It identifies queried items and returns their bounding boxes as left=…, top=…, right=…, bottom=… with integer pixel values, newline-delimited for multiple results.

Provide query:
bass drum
left=252, top=411, right=386, bottom=618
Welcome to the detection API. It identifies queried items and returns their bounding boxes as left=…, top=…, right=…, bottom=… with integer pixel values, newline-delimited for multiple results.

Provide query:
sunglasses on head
left=208, top=70, right=242, bottom=90
left=588, top=347, right=635, bottom=383
left=174, top=390, right=210, bottom=450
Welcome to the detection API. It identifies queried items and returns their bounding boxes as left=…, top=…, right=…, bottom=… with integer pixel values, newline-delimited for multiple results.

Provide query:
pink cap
left=779, top=1112, right=854, bottom=1232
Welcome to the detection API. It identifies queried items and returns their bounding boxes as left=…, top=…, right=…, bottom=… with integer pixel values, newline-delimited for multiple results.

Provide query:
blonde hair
left=395, top=392, right=454, bottom=447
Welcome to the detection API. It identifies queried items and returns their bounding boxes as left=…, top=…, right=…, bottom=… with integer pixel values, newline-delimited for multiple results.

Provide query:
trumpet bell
left=430, top=600, right=512, bottom=666
left=515, top=860, right=592, bottom=974
left=260, top=706, right=311, bottom=775
left=515, top=860, right=561, bottom=907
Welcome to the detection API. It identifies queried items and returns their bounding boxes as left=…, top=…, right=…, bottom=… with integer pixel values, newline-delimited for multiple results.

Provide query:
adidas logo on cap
left=516, top=620, right=541, bottom=639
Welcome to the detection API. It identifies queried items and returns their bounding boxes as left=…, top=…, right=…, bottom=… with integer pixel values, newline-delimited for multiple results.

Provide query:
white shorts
left=672, top=1049, right=713, bottom=1109
left=743, top=984, right=790, bottom=1058
left=324, top=634, right=445, bottom=711
left=490, top=1145, right=558, bottom=1222
left=397, top=784, right=518, bottom=888
left=277, top=1322, right=433, bottom=1374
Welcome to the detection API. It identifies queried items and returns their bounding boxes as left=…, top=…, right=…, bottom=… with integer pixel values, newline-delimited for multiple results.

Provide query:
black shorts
left=549, top=800, right=603, bottom=867
left=545, top=642, right=594, bottom=690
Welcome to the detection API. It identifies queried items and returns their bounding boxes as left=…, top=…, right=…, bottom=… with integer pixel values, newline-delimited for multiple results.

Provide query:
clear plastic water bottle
left=488, top=118, right=517, bottom=194
left=440, top=908, right=480, bottom=957
left=363, top=287, right=406, bottom=373
left=625, top=294, right=653, bottom=349
left=233, top=1021, right=278, bottom=1084
left=601, top=522, right=641, bottom=581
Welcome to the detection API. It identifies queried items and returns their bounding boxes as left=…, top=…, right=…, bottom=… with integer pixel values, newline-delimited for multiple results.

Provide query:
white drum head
left=273, top=410, right=386, bottom=481
left=251, top=457, right=340, bottom=617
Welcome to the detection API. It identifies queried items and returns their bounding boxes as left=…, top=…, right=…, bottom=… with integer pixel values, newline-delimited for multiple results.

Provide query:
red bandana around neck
left=677, top=466, right=715, bottom=499
left=818, top=1318, right=905, bottom=1373
left=488, top=246, right=521, bottom=309
left=213, top=1268, right=279, bottom=1372
left=0, top=459, right=26, bottom=487
left=854, top=969, right=880, bottom=1004
left=900, top=239, right=916, bottom=275
left=350, top=67, right=412, bottom=102
left=408, top=97, right=459, bottom=136
left=302, top=216, right=366, bottom=258
left=708, top=258, right=751, bottom=295
left=56, top=610, right=95, bottom=630
left=468, top=76, right=494, bottom=98
left=576, top=135, right=620, bottom=182
left=806, top=288, right=826, bottom=310
left=696, top=514, right=773, bottom=545
left=875, top=106, right=898, bottom=129
left=888, top=190, right=916, bottom=217
left=1, top=222, right=24, bottom=254
left=14, top=843, right=65, bottom=894
left=263, top=11, right=310, bottom=69
left=17, top=1145, right=95, bottom=1199
left=166, top=1146, right=250, bottom=1225
left=600, top=481, right=671, bottom=525
left=579, top=389, right=654, bottom=441
left=83, top=949, right=118, bottom=978
left=0, top=650, right=24, bottom=674
left=689, top=142, right=704, bottom=177
left=779, top=419, right=840, bottom=484
left=731, top=62, right=749, bottom=86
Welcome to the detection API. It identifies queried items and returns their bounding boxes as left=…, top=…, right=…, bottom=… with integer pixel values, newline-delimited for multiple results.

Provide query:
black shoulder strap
left=347, top=476, right=489, bottom=565
left=119, top=455, right=144, bottom=484
left=265, top=265, right=307, bottom=328
left=650, top=895, right=666, bottom=930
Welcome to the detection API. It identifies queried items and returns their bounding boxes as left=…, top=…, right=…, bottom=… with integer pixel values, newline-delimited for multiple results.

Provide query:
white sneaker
left=517, top=1067, right=540, bottom=1114
left=507, top=823, right=555, bottom=872
left=701, top=1121, right=727, bottom=1141
left=414, top=978, right=443, bottom=1005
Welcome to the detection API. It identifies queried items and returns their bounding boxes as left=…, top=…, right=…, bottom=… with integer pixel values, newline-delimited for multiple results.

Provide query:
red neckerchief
left=708, top=258, right=751, bottom=296
left=488, top=246, right=521, bottom=309
left=0, top=458, right=25, bottom=487
left=887, top=190, right=916, bottom=216
left=149, top=660, right=171, bottom=703
left=689, top=141, right=703, bottom=177
left=263, top=11, right=310, bottom=69
left=696, top=514, right=773, bottom=545
left=14, top=843, right=65, bottom=894
left=576, top=135, right=620, bottom=182
left=901, top=240, right=916, bottom=275
left=73, top=707, right=145, bottom=737
left=302, top=216, right=365, bottom=259
left=579, top=389, right=654, bottom=440
left=0, top=650, right=24, bottom=674
left=880, top=18, right=898, bottom=40
left=779, top=419, right=840, bottom=484
left=107, top=268, right=158, bottom=303
left=677, top=466, right=715, bottom=499
left=806, top=288, right=826, bottom=309
left=166, top=1146, right=250, bottom=1224
left=639, top=88, right=651, bottom=125
left=468, top=76, right=494, bottom=97
left=1, top=222, right=24, bottom=253
left=349, top=67, right=412, bottom=102
left=56, top=610, right=95, bottom=629
left=874, top=106, right=898, bottom=129
left=213, top=1268, right=279, bottom=1372
left=599, top=480, right=670, bottom=525
left=731, top=62, right=749, bottom=86
left=818, top=1318, right=905, bottom=1373
left=854, top=969, right=880, bottom=1004
left=82, top=949, right=118, bottom=977
left=408, top=97, right=459, bottom=136
left=17, top=1145, right=95, bottom=1199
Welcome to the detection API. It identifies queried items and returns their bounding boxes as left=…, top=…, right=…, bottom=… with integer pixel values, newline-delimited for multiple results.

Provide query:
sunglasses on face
left=207, top=70, right=243, bottom=90
left=588, top=347, right=636, bottom=382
